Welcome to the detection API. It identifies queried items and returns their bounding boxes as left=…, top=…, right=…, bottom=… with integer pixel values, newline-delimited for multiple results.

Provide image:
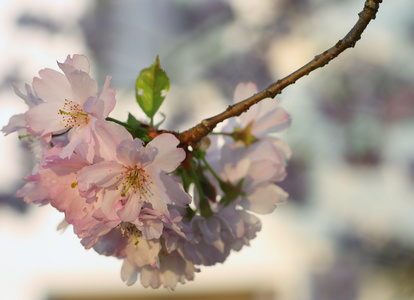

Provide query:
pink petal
left=60, top=124, right=94, bottom=161
left=77, top=161, right=124, bottom=187
left=82, top=77, right=116, bottom=120
left=221, top=143, right=250, bottom=183
left=25, top=102, right=67, bottom=135
left=252, top=106, right=291, bottom=136
left=2, top=114, right=26, bottom=135
left=242, top=184, right=288, bottom=214
left=233, top=82, right=258, bottom=103
left=245, top=160, right=282, bottom=187
left=116, top=139, right=145, bottom=167
left=16, top=181, right=50, bottom=205
left=32, top=68, right=72, bottom=103
left=92, top=227, right=128, bottom=258
left=218, top=203, right=245, bottom=238
left=159, top=173, right=192, bottom=207
left=13, top=83, right=43, bottom=107
left=93, top=121, right=132, bottom=161
left=139, top=218, right=163, bottom=240
left=117, top=192, right=143, bottom=222
left=146, top=133, right=186, bottom=172
left=63, top=54, right=90, bottom=73
left=65, top=70, right=97, bottom=105
left=141, top=168, right=169, bottom=216
left=83, top=78, right=116, bottom=118
left=99, top=189, right=123, bottom=221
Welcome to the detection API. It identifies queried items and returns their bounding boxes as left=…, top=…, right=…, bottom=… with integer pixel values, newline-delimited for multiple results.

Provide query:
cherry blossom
left=4, top=54, right=292, bottom=290
left=208, top=142, right=288, bottom=214
left=120, top=226, right=200, bottom=290
left=77, top=133, right=190, bottom=229
left=22, top=54, right=130, bottom=162
left=224, top=82, right=291, bottom=145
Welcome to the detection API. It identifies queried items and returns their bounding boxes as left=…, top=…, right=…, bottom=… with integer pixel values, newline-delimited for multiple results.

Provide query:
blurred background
left=1, top=0, right=414, bottom=299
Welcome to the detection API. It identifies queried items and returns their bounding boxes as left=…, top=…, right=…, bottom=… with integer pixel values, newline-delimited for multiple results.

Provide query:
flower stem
left=190, top=162, right=212, bottom=217
left=201, top=156, right=223, bottom=186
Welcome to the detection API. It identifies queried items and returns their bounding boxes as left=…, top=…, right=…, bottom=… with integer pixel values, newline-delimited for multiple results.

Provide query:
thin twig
left=177, top=0, right=382, bottom=147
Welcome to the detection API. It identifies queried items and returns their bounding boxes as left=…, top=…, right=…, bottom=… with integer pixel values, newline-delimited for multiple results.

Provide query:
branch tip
left=177, top=0, right=382, bottom=147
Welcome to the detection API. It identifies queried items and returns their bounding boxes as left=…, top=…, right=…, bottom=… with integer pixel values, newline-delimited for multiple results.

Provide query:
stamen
left=117, top=222, right=141, bottom=244
left=121, top=173, right=137, bottom=197
left=133, top=230, right=139, bottom=245
left=117, top=166, right=152, bottom=199
left=58, top=99, right=90, bottom=128
left=59, top=109, right=88, bottom=117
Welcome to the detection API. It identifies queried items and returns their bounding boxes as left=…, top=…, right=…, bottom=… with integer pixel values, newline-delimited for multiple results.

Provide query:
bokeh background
left=1, top=0, right=414, bottom=299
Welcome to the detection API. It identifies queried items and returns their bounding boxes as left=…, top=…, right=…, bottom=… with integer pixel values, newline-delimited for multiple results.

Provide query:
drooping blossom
left=4, top=52, right=292, bottom=291
left=120, top=230, right=199, bottom=290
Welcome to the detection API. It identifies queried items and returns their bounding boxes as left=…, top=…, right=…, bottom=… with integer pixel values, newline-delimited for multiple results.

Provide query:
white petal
left=121, top=260, right=138, bottom=286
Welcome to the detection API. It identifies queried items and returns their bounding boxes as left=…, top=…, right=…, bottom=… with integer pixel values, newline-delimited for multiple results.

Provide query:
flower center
left=231, top=121, right=258, bottom=147
left=58, top=99, right=89, bottom=128
left=118, top=166, right=153, bottom=198
left=118, top=222, right=141, bottom=245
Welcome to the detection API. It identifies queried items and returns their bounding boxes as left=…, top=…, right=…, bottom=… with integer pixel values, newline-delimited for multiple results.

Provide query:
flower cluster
left=3, top=55, right=290, bottom=290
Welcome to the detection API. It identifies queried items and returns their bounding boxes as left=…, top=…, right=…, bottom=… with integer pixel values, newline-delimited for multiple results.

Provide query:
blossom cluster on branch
left=3, top=54, right=290, bottom=289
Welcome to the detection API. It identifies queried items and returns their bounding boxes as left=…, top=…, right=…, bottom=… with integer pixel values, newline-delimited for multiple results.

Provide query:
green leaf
left=126, top=113, right=152, bottom=142
left=126, top=113, right=141, bottom=129
left=135, top=56, right=170, bottom=123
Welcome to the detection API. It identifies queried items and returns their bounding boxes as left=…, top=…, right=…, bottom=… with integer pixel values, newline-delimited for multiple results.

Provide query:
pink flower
left=121, top=233, right=198, bottom=290
left=15, top=173, right=50, bottom=206
left=15, top=144, right=107, bottom=244
left=23, top=54, right=130, bottom=162
left=38, top=148, right=104, bottom=238
left=187, top=202, right=262, bottom=266
left=2, top=84, right=44, bottom=136
left=77, top=133, right=190, bottom=228
left=228, top=82, right=291, bottom=140
left=213, top=142, right=288, bottom=214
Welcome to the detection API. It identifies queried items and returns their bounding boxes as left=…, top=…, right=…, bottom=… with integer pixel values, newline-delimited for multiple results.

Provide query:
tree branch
left=177, top=0, right=382, bottom=147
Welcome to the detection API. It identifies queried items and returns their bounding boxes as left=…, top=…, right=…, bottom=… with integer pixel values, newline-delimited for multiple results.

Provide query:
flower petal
left=2, top=114, right=26, bottom=135
left=93, top=121, right=133, bottom=161
left=241, top=183, right=288, bottom=214
left=84, top=76, right=116, bottom=118
left=146, top=133, right=186, bottom=172
left=32, top=68, right=72, bottom=103
left=117, top=192, right=142, bottom=222
left=77, top=161, right=124, bottom=187
left=159, top=173, right=192, bottom=207
left=25, top=102, right=67, bottom=135
left=252, top=106, right=291, bottom=136
left=64, top=70, right=97, bottom=105
left=62, top=54, right=90, bottom=73
left=121, top=260, right=138, bottom=286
